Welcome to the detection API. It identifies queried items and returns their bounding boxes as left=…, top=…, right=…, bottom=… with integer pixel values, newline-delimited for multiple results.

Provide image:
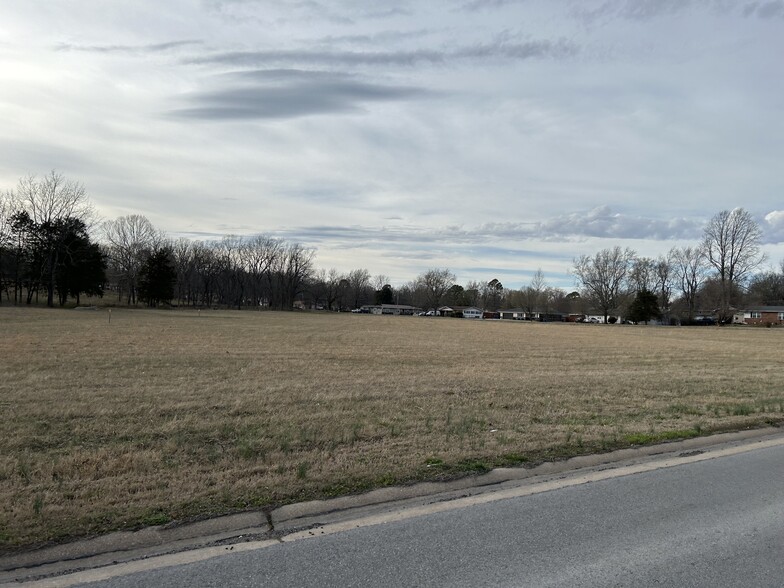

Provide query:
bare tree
left=102, top=215, right=163, bottom=305
left=169, top=238, right=197, bottom=306
left=190, top=241, right=216, bottom=306
left=276, top=243, right=314, bottom=309
left=520, top=268, right=546, bottom=315
left=372, top=274, right=390, bottom=292
left=654, top=254, right=674, bottom=322
left=308, top=268, right=347, bottom=310
left=243, top=235, right=281, bottom=308
left=573, top=247, right=636, bottom=323
left=308, top=269, right=329, bottom=309
left=0, top=190, right=15, bottom=247
left=0, top=191, right=18, bottom=303
left=628, top=257, right=656, bottom=293
left=216, top=236, right=246, bottom=309
left=321, top=268, right=344, bottom=310
left=462, top=280, right=482, bottom=307
left=746, top=265, right=784, bottom=306
left=670, top=245, right=708, bottom=321
left=16, top=172, right=93, bottom=228
left=545, top=287, right=570, bottom=314
left=416, top=268, right=456, bottom=311
left=394, top=281, right=416, bottom=306
left=346, top=268, right=371, bottom=310
left=703, top=208, right=765, bottom=322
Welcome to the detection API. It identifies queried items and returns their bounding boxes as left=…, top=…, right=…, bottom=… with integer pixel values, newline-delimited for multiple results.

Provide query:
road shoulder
left=2, top=426, right=781, bottom=586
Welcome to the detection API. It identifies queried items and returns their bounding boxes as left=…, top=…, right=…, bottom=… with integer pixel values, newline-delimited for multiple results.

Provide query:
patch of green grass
left=451, top=459, right=492, bottom=474
left=497, top=452, right=529, bottom=466
left=667, top=403, right=704, bottom=416
left=140, top=512, right=171, bottom=527
left=731, top=404, right=753, bottom=416
left=375, top=473, right=397, bottom=486
left=33, top=494, right=44, bottom=516
left=623, top=428, right=701, bottom=445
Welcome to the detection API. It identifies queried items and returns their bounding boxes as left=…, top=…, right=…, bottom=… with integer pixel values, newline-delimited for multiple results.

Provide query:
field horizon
left=2, top=306, right=782, bottom=550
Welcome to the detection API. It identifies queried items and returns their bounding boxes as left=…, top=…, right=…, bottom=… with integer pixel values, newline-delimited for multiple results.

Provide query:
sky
left=1, top=0, right=783, bottom=290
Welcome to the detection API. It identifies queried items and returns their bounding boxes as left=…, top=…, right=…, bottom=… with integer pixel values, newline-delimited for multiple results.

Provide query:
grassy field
left=1, top=306, right=783, bottom=549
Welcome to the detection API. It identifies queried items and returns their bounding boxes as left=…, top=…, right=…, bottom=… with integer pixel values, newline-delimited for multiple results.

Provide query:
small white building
left=462, top=307, right=484, bottom=319
left=437, top=305, right=484, bottom=318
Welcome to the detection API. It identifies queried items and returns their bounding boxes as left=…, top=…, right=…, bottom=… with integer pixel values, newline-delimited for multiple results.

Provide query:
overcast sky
left=1, top=0, right=783, bottom=289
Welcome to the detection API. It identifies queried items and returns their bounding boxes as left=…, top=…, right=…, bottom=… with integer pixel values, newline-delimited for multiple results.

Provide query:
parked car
left=693, top=317, right=716, bottom=326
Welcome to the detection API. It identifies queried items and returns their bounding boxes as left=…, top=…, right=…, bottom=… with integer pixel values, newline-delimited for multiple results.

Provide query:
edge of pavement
left=2, top=426, right=782, bottom=585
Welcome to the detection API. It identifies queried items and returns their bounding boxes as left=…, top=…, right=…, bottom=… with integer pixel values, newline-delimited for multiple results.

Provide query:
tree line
left=1, top=173, right=782, bottom=317
left=572, top=208, right=783, bottom=324
left=0, top=173, right=314, bottom=309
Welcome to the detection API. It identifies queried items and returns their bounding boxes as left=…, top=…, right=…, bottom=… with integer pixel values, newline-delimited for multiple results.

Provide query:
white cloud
left=763, top=210, right=784, bottom=244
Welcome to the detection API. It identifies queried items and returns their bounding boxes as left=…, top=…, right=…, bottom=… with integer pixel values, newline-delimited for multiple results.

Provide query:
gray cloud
left=267, top=206, right=706, bottom=246
left=743, top=1, right=784, bottom=18
left=55, top=40, right=203, bottom=54
left=170, top=69, right=434, bottom=120
left=459, top=0, right=528, bottom=12
left=161, top=207, right=784, bottom=257
left=183, top=38, right=577, bottom=68
left=617, top=0, right=693, bottom=20
left=313, top=28, right=436, bottom=47
left=203, top=0, right=355, bottom=25
left=453, top=38, right=576, bottom=60
left=573, top=0, right=754, bottom=26
left=573, top=0, right=696, bottom=26
left=361, top=7, right=413, bottom=19
left=184, top=48, right=446, bottom=67
left=527, top=206, right=704, bottom=241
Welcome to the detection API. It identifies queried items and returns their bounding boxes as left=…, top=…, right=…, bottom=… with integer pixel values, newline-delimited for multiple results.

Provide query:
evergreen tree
left=628, top=289, right=661, bottom=324
left=138, top=248, right=176, bottom=307
left=55, top=219, right=106, bottom=306
left=375, top=284, right=394, bottom=304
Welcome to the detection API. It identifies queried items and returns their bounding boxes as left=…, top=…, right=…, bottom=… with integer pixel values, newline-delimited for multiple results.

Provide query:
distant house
left=437, top=305, right=484, bottom=318
left=499, top=308, right=566, bottom=322
left=739, top=306, right=784, bottom=326
left=361, top=304, right=422, bottom=316
left=530, top=311, right=567, bottom=322
left=462, top=307, right=483, bottom=319
left=499, top=308, right=527, bottom=320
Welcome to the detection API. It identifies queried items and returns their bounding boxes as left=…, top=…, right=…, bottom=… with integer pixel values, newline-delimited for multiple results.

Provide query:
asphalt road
left=72, top=441, right=784, bottom=588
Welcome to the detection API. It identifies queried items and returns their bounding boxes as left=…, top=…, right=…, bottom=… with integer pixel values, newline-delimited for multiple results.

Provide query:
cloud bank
left=171, top=69, right=434, bottom=120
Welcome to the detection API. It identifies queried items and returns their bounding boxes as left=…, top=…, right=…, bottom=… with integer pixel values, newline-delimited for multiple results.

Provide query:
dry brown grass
left=1, top=306, right=783, bottom=549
